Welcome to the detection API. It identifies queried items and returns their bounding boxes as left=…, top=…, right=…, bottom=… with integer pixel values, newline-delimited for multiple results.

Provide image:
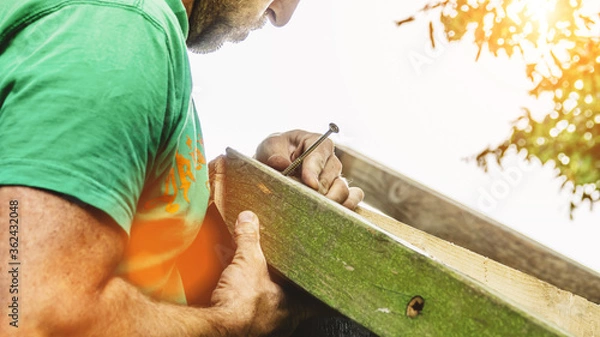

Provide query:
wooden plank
left=356, top=207, right=600, bottom=337
left=211, top=148, right=599, bottom=337
left=335, top=144, right=600, bottom=304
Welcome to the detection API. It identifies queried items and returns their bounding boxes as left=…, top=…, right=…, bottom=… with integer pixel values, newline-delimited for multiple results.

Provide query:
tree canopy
left=399, top=0, right=600, bottom=214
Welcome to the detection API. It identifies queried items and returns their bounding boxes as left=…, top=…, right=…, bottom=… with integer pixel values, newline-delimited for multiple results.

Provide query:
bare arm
left=0, top=186, right=295, bottom=337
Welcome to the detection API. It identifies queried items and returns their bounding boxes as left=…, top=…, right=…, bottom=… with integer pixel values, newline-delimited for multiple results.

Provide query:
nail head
left=329, top=123, right=339, bottom=133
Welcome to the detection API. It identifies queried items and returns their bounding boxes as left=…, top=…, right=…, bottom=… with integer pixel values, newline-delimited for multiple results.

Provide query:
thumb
left=233, top=211, right=263, bottom=258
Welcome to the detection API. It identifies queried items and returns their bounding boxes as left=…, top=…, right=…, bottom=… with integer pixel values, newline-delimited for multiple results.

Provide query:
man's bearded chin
left=186, top=11, right=268, bottom=54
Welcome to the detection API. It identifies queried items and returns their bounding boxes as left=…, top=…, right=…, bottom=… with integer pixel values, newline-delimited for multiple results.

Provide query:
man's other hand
left=255, top=130, right=364, bottom=210
left=210, top=211, right=307, bottom=336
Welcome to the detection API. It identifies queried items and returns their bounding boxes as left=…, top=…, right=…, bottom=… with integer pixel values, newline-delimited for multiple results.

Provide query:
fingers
left=303, top=149, right=341, bottom=194
left=233, top=211, right=266, bottom=264
left=303, top=148, right=365, bottom=210
left=324, top=176, right=349, bottom=204
left=324, top=178, right=365, bottom=210
left=255, top=133, right=294, bottom=171
left=343, top=187, right=365, bottom=210
left=300, top=139, right=337, bottom=192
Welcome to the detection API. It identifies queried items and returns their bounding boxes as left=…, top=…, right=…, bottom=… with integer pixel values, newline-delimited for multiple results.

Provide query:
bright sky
left=188, top=0, right=600, bottom=273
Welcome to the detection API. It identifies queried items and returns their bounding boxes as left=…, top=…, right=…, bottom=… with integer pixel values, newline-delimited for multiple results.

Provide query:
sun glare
left=506, top=0, right=556, bottom=33
left=523, top=0, right=556, bottom=24
left=503, top=0, right=561, bottom=53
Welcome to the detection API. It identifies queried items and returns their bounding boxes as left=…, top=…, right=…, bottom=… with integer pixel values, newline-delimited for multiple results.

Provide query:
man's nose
left=267, top=0, right=301, bottom=27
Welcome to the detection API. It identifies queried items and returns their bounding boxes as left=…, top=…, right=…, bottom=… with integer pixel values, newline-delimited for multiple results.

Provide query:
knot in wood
left=406, top=295, right=425, bottom=318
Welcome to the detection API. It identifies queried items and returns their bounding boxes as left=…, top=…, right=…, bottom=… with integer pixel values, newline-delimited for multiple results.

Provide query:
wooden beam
left=335, top=144, right=600, bottom=304
left=211, top=148, right=600, bottom=337
left=356, top=207, right=599, bottom=337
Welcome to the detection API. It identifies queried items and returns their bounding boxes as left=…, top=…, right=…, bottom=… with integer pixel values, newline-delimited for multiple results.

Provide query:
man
left=0, top=0, right=363, bottom=336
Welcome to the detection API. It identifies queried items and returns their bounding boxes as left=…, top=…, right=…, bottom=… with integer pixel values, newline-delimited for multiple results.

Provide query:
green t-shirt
left=0, top=0, right=209, bottom=304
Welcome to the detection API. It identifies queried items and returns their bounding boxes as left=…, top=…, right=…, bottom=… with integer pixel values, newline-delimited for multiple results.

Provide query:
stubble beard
left=186, top=0, right=269, bottom=54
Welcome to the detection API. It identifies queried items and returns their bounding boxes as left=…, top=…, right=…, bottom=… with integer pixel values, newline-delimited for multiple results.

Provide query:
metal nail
left=282, top=123, right=339, bottom=176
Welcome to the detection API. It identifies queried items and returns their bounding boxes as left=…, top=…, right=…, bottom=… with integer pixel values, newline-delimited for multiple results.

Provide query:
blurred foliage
left=399, top=0, right=600, bottom=214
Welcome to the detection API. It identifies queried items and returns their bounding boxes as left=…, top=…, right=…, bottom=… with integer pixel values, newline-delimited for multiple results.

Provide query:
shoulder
left=0, top=0, right=191, bottom=233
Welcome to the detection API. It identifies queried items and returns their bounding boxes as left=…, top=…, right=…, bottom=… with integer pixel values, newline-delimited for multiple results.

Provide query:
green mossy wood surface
left=213, top=149, right=588, bottom=337
left=334, top=145, right=600, bottom=304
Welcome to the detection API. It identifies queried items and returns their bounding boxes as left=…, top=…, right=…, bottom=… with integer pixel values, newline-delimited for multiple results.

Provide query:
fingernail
left=237, top=211, right=256, bottom=225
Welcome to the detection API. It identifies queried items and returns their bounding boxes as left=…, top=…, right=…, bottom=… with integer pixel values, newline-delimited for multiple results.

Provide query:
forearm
left=28, top=276, right=229, bottom=337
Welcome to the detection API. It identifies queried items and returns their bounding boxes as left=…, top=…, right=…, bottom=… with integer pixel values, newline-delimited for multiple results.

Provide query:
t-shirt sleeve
left=0, top=4, right=171, bottom=234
